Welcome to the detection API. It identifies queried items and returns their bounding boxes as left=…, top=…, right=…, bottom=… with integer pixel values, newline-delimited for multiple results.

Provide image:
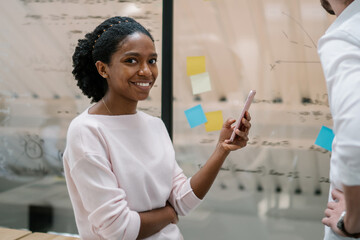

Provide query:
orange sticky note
left=205, top=111, right=223, bottom=132
left=186, top=56, right=206, bottom=76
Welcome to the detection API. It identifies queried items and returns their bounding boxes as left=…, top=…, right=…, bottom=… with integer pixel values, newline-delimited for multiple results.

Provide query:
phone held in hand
left=229, top=90, right=256, bottom=143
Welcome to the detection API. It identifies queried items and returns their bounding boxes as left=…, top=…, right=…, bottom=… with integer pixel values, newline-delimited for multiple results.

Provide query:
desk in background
left=0, top=227, right=79, bottom=240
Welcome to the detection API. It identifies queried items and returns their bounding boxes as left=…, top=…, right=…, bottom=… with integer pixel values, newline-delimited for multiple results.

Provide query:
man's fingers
left=331, top=188, right=343, bottom=201
left=322, top=217, right=330, bottom=226
left=327, top=202, right=336, bottom=210
left=324, top=208, right=332, bottom=218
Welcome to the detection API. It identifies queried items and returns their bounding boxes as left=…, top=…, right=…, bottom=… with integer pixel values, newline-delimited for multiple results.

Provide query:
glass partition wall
left=0, top=0, right=335, bottom=239
left=173, top=0, right=334, bottom=239
left=0, top=0, right=162, bottom=234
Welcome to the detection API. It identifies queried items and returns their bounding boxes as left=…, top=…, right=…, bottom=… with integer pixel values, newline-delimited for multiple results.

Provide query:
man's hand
left=322, top=189, right=347, bottom=237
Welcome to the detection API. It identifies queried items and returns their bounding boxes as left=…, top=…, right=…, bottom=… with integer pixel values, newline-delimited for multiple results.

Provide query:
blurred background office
left=0, top=0, right=335, bottom=239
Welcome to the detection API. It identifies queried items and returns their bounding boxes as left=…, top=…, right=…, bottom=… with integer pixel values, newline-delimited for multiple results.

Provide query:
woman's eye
left=125, top=58, right=137, bottom=64
left=149, top=58, right=157, bottom=64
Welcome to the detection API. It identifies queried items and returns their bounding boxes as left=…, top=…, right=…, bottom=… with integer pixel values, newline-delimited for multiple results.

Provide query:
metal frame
left=161, top=0, right=174, bottom=140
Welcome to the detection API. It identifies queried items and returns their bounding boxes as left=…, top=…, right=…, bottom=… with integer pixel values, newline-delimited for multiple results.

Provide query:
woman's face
left=105, top=32, right=158, bottom=103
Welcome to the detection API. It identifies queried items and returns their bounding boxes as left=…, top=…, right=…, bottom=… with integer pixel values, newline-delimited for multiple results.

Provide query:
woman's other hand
left=166, top=201, right=178, bottom=224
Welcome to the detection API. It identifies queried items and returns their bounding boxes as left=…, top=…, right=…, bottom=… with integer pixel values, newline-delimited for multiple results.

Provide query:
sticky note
left=315, top=126, right=334, bottom=151
left=186, top=56, right=206, bottom=76
left=190, top=72, right=212, bottom=95
left=184, top=105, right=207, bottom=128
left=205, top=111, right=223, bottom=132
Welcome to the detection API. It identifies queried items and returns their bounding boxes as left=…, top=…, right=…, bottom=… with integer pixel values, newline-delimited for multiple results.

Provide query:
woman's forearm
left=137, top=204, right=178, bottom=239
left=190, top=143, right=229, bottom=199
left=190, top=116, right=251, bottom=200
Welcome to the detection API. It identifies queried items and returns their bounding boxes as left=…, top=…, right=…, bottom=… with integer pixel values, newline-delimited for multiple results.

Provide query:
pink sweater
left=63, top=109, right=202, bottom=240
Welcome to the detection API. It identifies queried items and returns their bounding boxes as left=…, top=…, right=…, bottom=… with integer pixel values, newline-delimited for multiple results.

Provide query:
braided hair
left=72, top=16, right=154, bottom=103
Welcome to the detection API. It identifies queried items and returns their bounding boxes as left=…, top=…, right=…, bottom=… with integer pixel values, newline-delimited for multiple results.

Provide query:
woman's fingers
left=224, top=118, right=236, bottom=129
left=234, top=129, right=249, bottom=140
left=245, top=111, right=251, bottom=121
left=242, top=118, right=251, bottom=133
left=242, top=118, right=251, bottom=128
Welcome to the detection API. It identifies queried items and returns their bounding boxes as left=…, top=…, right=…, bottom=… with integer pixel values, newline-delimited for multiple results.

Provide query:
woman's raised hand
left=218, top=111, right=251, bottom=152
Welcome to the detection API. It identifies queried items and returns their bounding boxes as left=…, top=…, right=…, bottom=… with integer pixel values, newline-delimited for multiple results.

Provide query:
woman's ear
left=95, top=61, right=108, bottom=78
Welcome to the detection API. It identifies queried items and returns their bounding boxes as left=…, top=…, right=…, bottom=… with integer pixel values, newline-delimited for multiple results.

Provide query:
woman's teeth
left=135, top=82, right=150, bottom=87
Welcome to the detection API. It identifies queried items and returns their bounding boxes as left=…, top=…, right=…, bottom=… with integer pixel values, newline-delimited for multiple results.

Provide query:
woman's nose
left=139, top=63, right=152, bottom=76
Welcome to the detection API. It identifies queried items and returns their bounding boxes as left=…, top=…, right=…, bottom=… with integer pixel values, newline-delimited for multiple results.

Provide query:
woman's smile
left=130, top=81, right=153, bottom=90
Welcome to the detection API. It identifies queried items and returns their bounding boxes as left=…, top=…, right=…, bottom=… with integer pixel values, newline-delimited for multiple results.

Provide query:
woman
left=63, top=16, right=251, bottom=240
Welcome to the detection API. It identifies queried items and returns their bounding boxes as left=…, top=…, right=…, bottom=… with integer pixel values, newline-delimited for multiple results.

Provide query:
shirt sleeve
left=318, top=30, right=360, bottom=186
left=167, top=163, right=202, bottom=216
left=70, top=154, right=140, bottom=240
left=156, top=118, right=203, bottom=216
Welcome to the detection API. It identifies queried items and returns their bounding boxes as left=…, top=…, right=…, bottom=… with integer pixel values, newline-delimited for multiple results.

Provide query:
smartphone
left=229, top=90, right=256, bottom=143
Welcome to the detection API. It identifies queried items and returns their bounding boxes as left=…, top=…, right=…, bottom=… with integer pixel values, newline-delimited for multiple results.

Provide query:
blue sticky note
left=184, top=105, right=208, bottom=128
left=315, top=126, right=335, bottom=151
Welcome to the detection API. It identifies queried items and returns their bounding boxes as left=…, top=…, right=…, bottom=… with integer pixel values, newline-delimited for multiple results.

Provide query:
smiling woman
left=71, top=16, right=156, bottom=115
left=94, top=32, right=158, bottom=115
left=64, top=16, right=252, bottom=240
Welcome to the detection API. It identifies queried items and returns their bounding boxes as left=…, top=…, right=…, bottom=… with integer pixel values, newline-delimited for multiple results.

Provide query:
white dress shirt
left=318, top=1, right=360, bottom=239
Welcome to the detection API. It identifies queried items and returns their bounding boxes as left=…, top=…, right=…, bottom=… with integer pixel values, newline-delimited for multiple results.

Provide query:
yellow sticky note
left=205, top=111, right=223, bottom=132
left=190, top=72, right=212, bottom=95
left=187, top=56, right=206, bottom=76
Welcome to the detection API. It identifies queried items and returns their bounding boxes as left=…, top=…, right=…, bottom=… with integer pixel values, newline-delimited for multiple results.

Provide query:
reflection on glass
left=173, top=0, right=334, bottom=239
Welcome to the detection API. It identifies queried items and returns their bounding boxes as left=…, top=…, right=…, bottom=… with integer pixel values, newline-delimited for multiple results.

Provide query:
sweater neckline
left=85, top=106, right=140, bottom=118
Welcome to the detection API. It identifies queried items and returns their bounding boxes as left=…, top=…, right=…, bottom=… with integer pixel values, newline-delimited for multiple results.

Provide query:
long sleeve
left=67, top=154, right=140, bottom=240
left=159, top=122, right=202, bottom=216
left=63, top=118, right=141, bottom=240
left=168, top=170, right=202, bottom=216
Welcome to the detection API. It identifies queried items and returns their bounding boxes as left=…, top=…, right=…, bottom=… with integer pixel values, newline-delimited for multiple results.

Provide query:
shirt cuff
left=126, top=211, right=141, bottom=240
left=338, top=164, right=360, bottom=186
left=182, top=177, right=203, bottom=211
left=101, top=210, right=141, bottom=240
